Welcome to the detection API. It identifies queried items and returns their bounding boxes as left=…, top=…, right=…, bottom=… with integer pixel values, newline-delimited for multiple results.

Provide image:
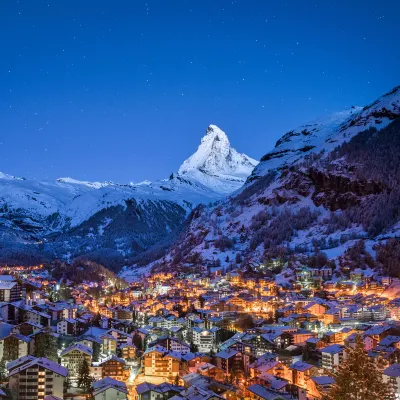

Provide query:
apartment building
left=144, top=345, right=181, bottom=378
left=60, top=343, right=92, bottom=381
left=321, top=344, right=345, bottom=370
left=8, top=356, right=67, bottom=400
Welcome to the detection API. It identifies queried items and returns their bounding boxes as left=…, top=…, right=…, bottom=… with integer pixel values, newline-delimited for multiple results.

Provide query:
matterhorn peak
left=202, top=124, right=230, bottom=144
left=178, top=125, right=258, bottom=194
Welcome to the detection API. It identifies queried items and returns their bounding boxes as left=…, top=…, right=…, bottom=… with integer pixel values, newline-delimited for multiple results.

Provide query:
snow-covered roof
left=92, top=376, right=128, bottom=395
left=290, top=361, right=314, bottom=372
left=60, top=343, right=93, bottom=357
left=384, top=364, right=400, bottom=378
left=8, top=357, right=68, bottom=377
left=321, top=344, right=344, bottom=354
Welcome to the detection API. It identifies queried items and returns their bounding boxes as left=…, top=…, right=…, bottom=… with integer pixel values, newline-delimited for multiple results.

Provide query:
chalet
left=60, top=343, right=92, bottom=381
left=92, top=376, right=128, bottom=400
left=56, top=318, right=77, bottom=336
left=8, top=356, right=67, bottom=400
left=98, top=355, right=129, bottom=381
left=215, top=348, right=243, bottom=376
left=134, top=382, right=183, bottom=400
left=143, top=345, right=181, bottom=378
left=320, top=344, right=345, bottom=370
left=289, top=361, right=318, bottom=389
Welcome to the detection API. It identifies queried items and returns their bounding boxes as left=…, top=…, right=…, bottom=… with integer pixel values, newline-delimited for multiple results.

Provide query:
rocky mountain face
left=0, top=125, right=256, bottom=267
left=178, top=125, right=258, bottom=194
left=148, top=86, right=400, bottom=276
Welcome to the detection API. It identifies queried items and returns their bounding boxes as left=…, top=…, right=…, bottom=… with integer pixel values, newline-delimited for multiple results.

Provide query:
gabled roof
left=0, top=281, right=17, bottom=290
left=8, top=357, right=68, bottom=377
left=98, top=354, right=126, bottom=365
left=321, top=344, right=344, bottom=355
left=290, top=361, right=314, bottom=372
left=311, top=376, right=335, bottom=386
left=7, top=355, right=36, bottom=371
left=60, top=343, right=93, bottom=357
left=384, top=363, right=400, bottom=378
left=92, top=376, right=128, bottom=396
left=136, top=382, right=182, bottom=395
left=215, top=349, right=239, bottom=360
left=247, top=384, right=294, bottom=400
left=173, top=385, right=225, bottom=400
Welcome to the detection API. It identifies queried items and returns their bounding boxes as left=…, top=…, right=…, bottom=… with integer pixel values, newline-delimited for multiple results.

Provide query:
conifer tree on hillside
left=33, top=329, right=58, bottom=362
left=77, top=359, right=93, bottom=393
left=323, top=334, right=395, bottom=400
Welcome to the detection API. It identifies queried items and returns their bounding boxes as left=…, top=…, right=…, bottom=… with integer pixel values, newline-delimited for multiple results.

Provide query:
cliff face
left=308, top=167, right=385, bottom=210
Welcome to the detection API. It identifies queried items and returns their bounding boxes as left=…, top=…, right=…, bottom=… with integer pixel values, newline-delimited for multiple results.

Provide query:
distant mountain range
left=3, top=85, right=400, bottom=274
left=138, top=85, right=400, bottom=278
left=0, top=125, right=257, bottom=266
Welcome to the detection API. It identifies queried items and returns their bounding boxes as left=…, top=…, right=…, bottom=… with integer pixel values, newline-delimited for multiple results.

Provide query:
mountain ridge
left=0, top=124, right=256, bottom=266
left=139, top=85, right=400, bottom=279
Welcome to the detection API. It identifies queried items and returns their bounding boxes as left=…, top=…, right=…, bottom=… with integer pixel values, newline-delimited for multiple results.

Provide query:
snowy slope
left=0, top=124, right=257, bottom=263
left=251, top=86, right=400, bottom=178
left=147, top=86, right=400, bottom=274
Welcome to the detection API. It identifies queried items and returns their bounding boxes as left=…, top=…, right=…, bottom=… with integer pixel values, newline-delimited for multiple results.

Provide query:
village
left=0, top=262, right=399, bottom=399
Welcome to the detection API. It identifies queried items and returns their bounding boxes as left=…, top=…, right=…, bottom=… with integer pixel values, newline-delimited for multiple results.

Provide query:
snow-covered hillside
left=0, top=125, right=256, bottom=265
left=251, top=86, right=400, bottom=179
left=147, top=86, right=400, bottom=275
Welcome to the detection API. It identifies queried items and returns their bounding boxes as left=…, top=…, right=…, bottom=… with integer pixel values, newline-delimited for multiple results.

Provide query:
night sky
left=1, top=0, right=398, bottom=183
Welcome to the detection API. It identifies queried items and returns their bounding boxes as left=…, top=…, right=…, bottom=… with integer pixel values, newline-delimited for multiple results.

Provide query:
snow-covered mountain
left=147, top=86, right=400, bottom=275
left=0, top=125, right=256, bottom=265
left=178, top=125, right=258, bottom=194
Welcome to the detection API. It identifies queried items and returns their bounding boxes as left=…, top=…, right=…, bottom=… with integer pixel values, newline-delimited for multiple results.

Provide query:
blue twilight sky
left=0, top=0, right=399, bottom=183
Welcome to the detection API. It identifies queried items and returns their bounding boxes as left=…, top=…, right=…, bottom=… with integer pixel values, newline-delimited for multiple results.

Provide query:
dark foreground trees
left=323, top=335, right=395, bottom=400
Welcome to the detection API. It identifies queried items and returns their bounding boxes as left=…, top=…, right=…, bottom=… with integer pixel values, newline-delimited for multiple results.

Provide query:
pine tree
left=33, top=329, right=58, bottom=362
left=92, top=342, right=101, bottom=362
left=63, top=374, right=71, bottom=395
left=190, top=341, right=198, bottom=353
left=323, top=334, right=396, bottom=400
left=174, top=374, right=180, bottom=386
left=77, top=359, right=93, bottom=393
left=132, top=334, right=143, bottom=351
left=0, top=358, right=7, bottom=382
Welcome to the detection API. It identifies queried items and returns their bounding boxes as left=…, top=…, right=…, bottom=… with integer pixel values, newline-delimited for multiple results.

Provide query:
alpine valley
left=136, top=85, right=400, bottom=280
left=0, top=125, right=257, bottom=267
left=2, top=86, right=400, bottom=277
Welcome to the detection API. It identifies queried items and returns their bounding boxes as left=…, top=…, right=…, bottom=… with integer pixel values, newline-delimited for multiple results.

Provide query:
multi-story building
left=100, top=333, right=117, bottom=356
left=8, top=356, right=67, bottom=400
left=143, top=345, right=181, bottom=378
left=112, top=307, right=134, bottom=321
left=383, top=364, right=400, bottom=398
left=215, top=348, right=243, bottom=376
left=56, top=318, right=77, bottom=336
left=98, top=355, right=128, bottom=381
left=60, top=343, right=92, bottom=381
left=191, top=327, right=219, bottom=353
left=289, top=361, right=318, bottom=390
left=92, top=376, right=129, bottom=400
left=0, top=333, right=32, bottom=362
left=120, top=343, right=137, bottom=360
left=320, top=344, right=345, bottom=370
left=150, top=337, right=191, bottom=355
left=0, top=276, right=22, bottom=302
